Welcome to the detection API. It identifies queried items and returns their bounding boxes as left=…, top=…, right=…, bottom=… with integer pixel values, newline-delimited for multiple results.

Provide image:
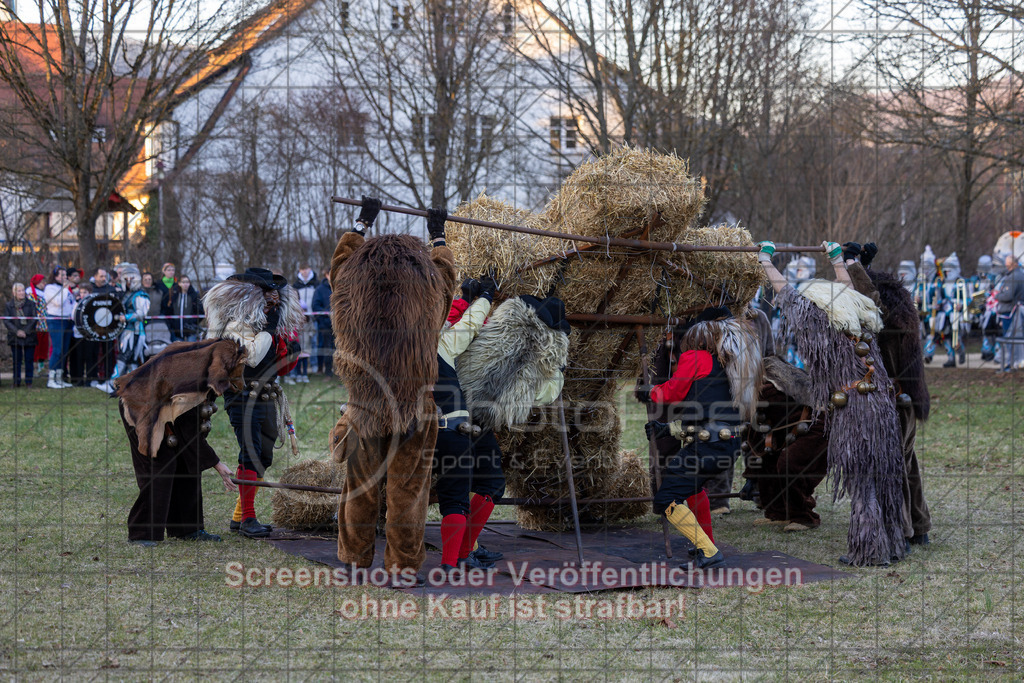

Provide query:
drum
left=73, top=292, right=125, bottom=341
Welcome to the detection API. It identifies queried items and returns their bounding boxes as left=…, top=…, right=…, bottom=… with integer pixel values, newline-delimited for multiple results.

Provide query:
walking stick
left=555, top=393, right=586, bottom=565
left=638, top=325, right=674, bottom=559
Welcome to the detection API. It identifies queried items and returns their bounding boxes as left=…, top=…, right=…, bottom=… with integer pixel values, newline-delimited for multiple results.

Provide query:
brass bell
left=864, top=356, right=874, bottom=366
left=697, top=429, right=711, bottom=442
left=740, top=441, right=751, bottom=452
left=200, top=420, right=212, bottom=435
left=867, top=382, right=877, bottom=393
left=259, top=392, right=270, bottom=402
left=764, top=447, right=774, bottom=456
left=831, top=391, right=848, bottom=408
left=686, top=424, right=696, bottom=434
left=758, top=423, right=771, bottom=433
left=785, top=432, right=797, bottom=445
left=209, top=402, right=218, bottom=414
left=684, top=436, right=695, bottom=445
left=856, top=381, right=870, bottom=395
left=199, top=404, right=213, bottom=419
left=854, top=341, right=870, bottom=357
left=861, top=331, right=874, bottom=343
left=249, top=380, right=260, bottom=390
left=718, top=427, right=733, bottom=440
left=165, top=434, right=179, bottom=448
left=795, top=421, right=811, bottom=436
left=897, top=393, right=913, bottom=408
left=737, top=423, right=749, bottom=436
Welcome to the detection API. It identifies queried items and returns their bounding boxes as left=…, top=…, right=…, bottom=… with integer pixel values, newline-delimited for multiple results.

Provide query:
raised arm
left=329, top=196, right=382, bottom=285
left=757, top=242, right=789, bottom=294
left=824, top=241, right=853, bottom=286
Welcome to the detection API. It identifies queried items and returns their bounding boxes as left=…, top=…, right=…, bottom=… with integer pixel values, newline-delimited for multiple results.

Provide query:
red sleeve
left=650, top=350, right=713, bottom=404
left=446, top=298, right=470, bottom=325
left=275, top=335, right=299, bottom=376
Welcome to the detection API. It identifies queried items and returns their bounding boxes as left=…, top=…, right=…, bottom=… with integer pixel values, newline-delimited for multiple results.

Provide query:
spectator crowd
left=2, top=261, right=334, bottom=389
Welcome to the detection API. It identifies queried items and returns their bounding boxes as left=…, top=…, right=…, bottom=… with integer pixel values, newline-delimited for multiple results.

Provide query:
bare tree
left=307, top=0, right=529, bottom=214
left=0, top=0, right=238, bottom=273
left=863, top=0, right=1024, bottom=259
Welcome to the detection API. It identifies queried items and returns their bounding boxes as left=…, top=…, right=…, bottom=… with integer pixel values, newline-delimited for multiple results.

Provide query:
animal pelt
left=114, top=339, right=247, bottom=457
left=763, top=356, right=812, bottom=408
left=868, top=268, right=931, bottom=421
left=202, top=280, right=304, bottom=340
left=678, top=317, right=764, bottom=423
left=798, top=279, right=883, bottom=337
left=331, top=233, right=454, bottom=437
left=457, top=297, right=570, bottom=429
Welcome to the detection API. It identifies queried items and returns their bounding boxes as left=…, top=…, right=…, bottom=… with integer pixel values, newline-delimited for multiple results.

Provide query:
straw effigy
left=446, top=148, right=765, bottom=530
left=271, top=459, right=345, bottom=531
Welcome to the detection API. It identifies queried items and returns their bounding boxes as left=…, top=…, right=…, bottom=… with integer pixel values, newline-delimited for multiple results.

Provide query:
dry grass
left=270, top=459, right=345, bottom=530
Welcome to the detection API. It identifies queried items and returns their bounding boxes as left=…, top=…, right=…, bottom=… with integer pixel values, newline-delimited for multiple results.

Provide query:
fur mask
left=457, top=297, right=570, bottom=429
left=115, top=339, right=247, bottom=457
left=798, top=279, right=883, bottom=337
left=203, top=280, right=304, bottom=341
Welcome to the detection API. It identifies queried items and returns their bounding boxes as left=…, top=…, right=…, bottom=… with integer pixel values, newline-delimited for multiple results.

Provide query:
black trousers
left=123, top=404, right=217, bottom=541
left=225, top=394, right=278, bottom=472
left=433, top=428, right=505, bottom=517
left=653, top=439, right=738, bottom=516
left=316, top=328, right=334, bottom=375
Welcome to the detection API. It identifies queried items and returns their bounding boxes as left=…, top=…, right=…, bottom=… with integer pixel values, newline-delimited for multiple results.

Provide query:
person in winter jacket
left=4, top=283, right=38, bottom=387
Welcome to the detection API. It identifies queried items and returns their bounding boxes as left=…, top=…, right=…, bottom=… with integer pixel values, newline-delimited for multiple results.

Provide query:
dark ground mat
left=265, top=523, right=850, bottom=596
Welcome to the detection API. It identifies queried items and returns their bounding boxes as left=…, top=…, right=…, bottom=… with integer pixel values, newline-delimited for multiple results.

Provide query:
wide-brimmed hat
left=519, top=295, right=571, bottom=335
left=677, top=305, right=731, bottom=333
left=227, top=267, right=278, bottom=291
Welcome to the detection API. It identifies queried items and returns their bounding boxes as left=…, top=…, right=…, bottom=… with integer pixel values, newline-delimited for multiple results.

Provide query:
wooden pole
left=555, top=394, right=586, bottom=565
left=330, top=196, right=826, bottom=253
left=637, top=325, right=674, bottom=559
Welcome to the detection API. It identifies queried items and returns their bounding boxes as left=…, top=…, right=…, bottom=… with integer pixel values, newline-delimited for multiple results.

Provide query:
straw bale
left=585, top=450, right=652, bottom=523
left=445, top=193, right=569, bottom=297
left=545, top=146, right=706, bottom=241
left=270, top=459, right=345, bottom=530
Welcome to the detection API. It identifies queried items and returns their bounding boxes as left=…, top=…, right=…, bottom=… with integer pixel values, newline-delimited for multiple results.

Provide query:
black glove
left=459, top=278, right=480, bottom=302
left=356, top=196, right=382, bottom=231
left=842, top=242, right=861, bottom=262
left=635, top=384, right=652, bottom=404
left=478, top=275, right=497, bottom=300
left=861, top=242, right=878, bottom=268
left=645, top=420, right=670, bottom=441
left=427, top=207, right=447, bottom=241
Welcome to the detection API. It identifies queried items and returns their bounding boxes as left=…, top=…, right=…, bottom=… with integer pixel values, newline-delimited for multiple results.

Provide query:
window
left=502, top=2, right=514, bottom=36
left=549, top=117, right=578, bottom=152
left=339, top=0, right=349, bottom=29
left=411, top=113, right=438, bottom=148
left=144, top=121, right=178, bottom=180
left=336, top=111, right=366, bottom=148
left=466, top=114, right=495, bottom=151
left=391, top=3, right=411, bottom=30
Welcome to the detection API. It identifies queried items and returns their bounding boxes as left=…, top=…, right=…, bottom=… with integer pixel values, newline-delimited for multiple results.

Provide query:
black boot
left=239, top=517, right=271, bottom=538
left=684, top=549, right=725, bottom=570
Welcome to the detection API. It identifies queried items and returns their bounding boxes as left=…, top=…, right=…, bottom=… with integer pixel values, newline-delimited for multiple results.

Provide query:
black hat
left=520, top=295, right=571, bottom=335
left=271, top=273, right=288, bottom=291
left=227, top=267, right=276, bottom=291
left=678, top=305, right=731, bottom=333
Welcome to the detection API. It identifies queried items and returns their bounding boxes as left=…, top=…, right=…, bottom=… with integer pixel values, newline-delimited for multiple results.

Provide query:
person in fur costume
left=436, top=289, right=569, bottom=576
left=203, top=267, right=304, bottom=538
left=759, top=240, right=906, bottom=566
left=743, top=356, right=828, bottom=531
left=843, top=242, right=932, bottom=546
left=639, top=307, right=763, bottom=569
left=115, top=339, right=246, bottom=545
left=329, top=200, right=458, bottom=583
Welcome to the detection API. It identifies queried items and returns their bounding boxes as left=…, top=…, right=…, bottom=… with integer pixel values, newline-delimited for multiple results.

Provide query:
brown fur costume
left=115, top=339, right=247, bottom=457
left=848, top=263, right=932, bottom=538
left=328, top=231, right=457, bottom=572
left=743, top=357, right=828, bottom=527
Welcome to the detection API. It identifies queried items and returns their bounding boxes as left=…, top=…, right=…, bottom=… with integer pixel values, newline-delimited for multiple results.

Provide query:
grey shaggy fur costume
left=202, top=280, right=304, bottom=340
left=763, top=356, right=813, bottom=408
left=456, top=297, right=569, bottom=430
left=777, top=285, right=906, bottom=566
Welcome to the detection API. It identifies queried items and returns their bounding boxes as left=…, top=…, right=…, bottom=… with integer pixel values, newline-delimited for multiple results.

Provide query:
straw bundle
left=544, top=146, right=706, bottom=240
left=664, top=224, right=764, bottom=315
left=584, top=450, right=652, bottom=523
left=270, top=459, right=345, bottom=530
left=445, top=194, right=569, bottom=297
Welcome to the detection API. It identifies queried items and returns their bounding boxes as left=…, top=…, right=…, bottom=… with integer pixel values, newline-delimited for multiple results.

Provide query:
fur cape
left=202, top=280, right=304, bottom=341
left=115, top=339, right=247, bottom=457
left=456, top=297, right=570, bottom=429
left=798, top=279, right=883, bottom=337
left=868, top=269, right=931, bottom=421
left=762, top=356, right=812, bottom=407
left=331, top=234, right=452, bottom=436
left=678, top=317, right=764, bottom=423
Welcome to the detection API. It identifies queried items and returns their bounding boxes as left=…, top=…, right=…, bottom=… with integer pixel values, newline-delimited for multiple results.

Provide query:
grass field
left=0, top=367, right=1021, bottom=680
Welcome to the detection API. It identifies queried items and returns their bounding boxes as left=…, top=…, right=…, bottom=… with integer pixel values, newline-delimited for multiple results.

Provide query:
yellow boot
left=666, top=501, right=725, bottom=569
